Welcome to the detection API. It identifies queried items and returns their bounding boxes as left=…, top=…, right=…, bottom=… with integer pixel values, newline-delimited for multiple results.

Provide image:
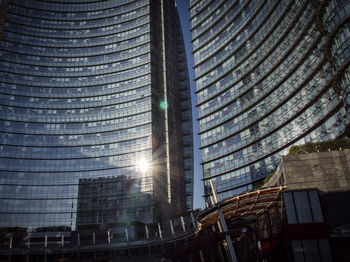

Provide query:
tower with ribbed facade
left=190, top=0, right=350, bottom=201
left=0, top=0, right=193, bottom=231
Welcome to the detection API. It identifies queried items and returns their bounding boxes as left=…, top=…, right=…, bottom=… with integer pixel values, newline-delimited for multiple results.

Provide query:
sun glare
left=137, top=158, right=150, bottom=173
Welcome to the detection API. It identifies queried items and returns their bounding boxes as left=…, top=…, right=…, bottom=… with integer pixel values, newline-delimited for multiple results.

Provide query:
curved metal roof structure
left=198, top=186, right=287, bottom=231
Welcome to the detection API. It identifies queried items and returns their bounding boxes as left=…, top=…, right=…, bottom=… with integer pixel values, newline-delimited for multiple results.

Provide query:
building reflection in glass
left=0, top=0, right=193, bottom=231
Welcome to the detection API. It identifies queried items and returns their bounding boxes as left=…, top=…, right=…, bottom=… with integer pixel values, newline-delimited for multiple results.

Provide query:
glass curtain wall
left=0, top=0, right=193, bottom=231
left=190, top=0, right=350, bottom=202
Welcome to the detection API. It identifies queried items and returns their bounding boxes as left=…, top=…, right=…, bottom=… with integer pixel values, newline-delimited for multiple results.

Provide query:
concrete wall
left=269, top=149, right=350, bottom=242
left=280, top=149, right=350, bottom=192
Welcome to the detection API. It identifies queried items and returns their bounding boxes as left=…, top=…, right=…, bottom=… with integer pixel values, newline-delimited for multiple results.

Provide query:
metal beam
left=210, top=180, right=238, bottom=262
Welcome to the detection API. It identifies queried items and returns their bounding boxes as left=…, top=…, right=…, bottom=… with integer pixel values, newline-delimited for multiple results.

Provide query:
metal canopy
left=198, top=186, right=287, bottom=230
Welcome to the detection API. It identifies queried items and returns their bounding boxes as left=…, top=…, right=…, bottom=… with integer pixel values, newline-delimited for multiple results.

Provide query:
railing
left=0, top=213, right=197, bottom=255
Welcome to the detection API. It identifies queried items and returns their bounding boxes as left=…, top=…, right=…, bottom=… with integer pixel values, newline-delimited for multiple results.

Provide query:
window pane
left=283, top=192, right=297, bottom=224
left=318, top=240, right=333, bottom=262
left=294, top=191, right=313, bottom=223
left=292, top=240, right=305, bottom=262
left=303, top=240, right=321, bottom=262
left=308, top=190, right=324, bottom=223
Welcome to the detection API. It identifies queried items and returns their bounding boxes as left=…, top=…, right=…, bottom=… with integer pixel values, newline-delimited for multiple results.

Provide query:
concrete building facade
left=265, top=149, right=350, bottom=261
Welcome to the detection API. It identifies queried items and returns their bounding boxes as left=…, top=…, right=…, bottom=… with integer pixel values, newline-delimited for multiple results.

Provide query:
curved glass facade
left=0, top=0, right=193, bottom=231
left=190, top=0, right=350, bottom=201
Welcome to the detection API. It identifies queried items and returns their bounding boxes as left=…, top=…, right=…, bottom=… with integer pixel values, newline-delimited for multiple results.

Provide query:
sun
left=137, top=158, right=150, bottom=173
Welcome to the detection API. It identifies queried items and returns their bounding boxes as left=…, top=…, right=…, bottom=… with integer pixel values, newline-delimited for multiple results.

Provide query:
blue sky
left=176, top=0, right=205, bottom=209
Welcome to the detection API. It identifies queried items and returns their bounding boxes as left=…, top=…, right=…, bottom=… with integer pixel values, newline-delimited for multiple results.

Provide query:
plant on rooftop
left=264, top=172, right=275, bottom=184
left=289, top=138, right=350, bottom=154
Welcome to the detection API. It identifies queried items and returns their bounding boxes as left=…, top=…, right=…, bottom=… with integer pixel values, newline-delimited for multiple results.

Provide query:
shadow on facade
left=1, top=149, right=350, bottom=261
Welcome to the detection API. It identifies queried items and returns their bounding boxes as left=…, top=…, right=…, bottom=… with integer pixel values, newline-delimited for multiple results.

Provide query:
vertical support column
left=265, top=211, right=273, bottom=237
left=210, top=195, right=215, bottom=206
left=191, top=212, right=196, bottom=228
left=199, top=250, right=205, bottom=262
left=61, top=235, right=64, bottom=247
left=209, top=180, right=219, bottom=203
left=9, top=234, right=12, bottom=249
left=217, top=245, right=226, bottom=262
left=169, top=219, right=175, bottom=237
left=157, top=222, right=163, bottom=239
left=27, top=235, right=30, bottom=248
left=125, top=228, right=129, bottom=242
left=107, top=230, right=110, bottom=244
left=44, top=235, right=47, bottom=248
left=257, top=240, right=263, bottom=260
left=218, top=210, right=238, bottom=262
left=160, top=0, right=171, bottom=205
left=77, top=233, right=80, bottom=247
left=210, top=180, right=238, bottom=262
left=92, top=232, right=95, bottom=245
left=145, top=224, right=149, bottom=239
left=180, top=216, right=186, bottom=232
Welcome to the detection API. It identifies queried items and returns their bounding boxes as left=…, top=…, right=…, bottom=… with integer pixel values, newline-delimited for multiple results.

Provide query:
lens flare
left=137, top=158, right=150, bottom=173
left=160, top=100, right=168, bottom=110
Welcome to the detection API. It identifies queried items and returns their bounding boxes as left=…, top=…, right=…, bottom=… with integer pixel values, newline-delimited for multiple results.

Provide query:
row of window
left=198, top=21, right=318, bottom=132
left=204, top=152, right=281, bottom=197
left=2, top=30, right=150, bottom=57
left=0, top=165, right=152, bottom=185
left=196, top=0, right=309, bottom=97
left=202, top=86, right=338, bottom=162
left=201, top=73, right=327, bottom=149
left=198, top=6, right=313, bottom=119
left=0, top=148, right=153, bottom=172
left=194, top=0, right=287, bottom=80
left=0, top=74, right=151, bottom=98
left=7, top=5, right=149, bottom=30
left=330, top=23, right=350, bottom=68
left=193, top=0, right=264, bottom=66
left=1, top=86, right=150, bottom=109
left=1, top=37, right=150, bottom=68
left=193, top=1, right=239, bottom=42
left=0, top=111, right=151, bottom=135
left=323, top=0, right=350, bottom=32
left=190, top=0, right=223, bottom=30
left=2, top=97, right=150, bottom=119
left=194, top=0, right=267, bottom=55
left=6, top=15, right=149, bottom=40
left=205, top=110, right=345, bottom=196
left=0, top=64, right=151, bottom=88
left=1, top=139, right=152, bottom=160
left=1, top=124, right=151, bottom=147
left=11, top=0, right=141, bottom=14
left=202, top=103, right=343, bottom=178
left=2, top=133, right=150, bottom=155
left=1, top=54, right=150, bottom=78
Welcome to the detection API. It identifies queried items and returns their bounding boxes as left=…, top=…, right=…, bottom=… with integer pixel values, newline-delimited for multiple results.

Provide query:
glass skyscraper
left=190, top=0, right=350, bottom=201
left=0, top=0, right=193, bottom=231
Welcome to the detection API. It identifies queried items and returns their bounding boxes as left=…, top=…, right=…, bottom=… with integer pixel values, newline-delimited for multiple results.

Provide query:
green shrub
left=264, top=172, right=275, bottom=184
left=289, top=138, right=350, bottom=154
left=0, top=227, right=27, bottom=232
